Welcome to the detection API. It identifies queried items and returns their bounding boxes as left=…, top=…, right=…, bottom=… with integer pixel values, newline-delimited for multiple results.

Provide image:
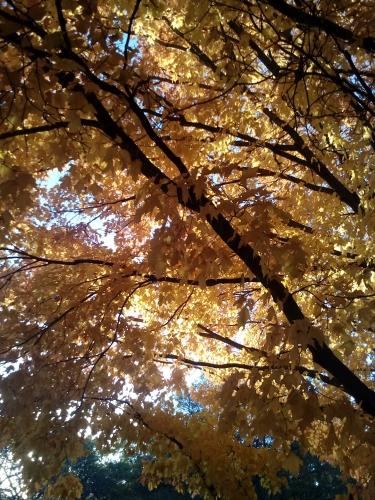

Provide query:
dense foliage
left=32, top=443, right=194, bottom=500
left=0, top=0, right=374, bottom=498
left=0, top=442, right=349, bottom=500
left=55, top=443, right=349, bottom=500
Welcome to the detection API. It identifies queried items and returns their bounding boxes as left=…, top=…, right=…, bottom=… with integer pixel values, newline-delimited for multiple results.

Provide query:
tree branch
left=82, top=91, right=375, bottom=416
left=259, top=0, right=375, bottom=53
left=0, top=119, right=100, bottom=141
left=161, top=353, right=343, bottom=389
left=0, top=247, right=259, bottom=286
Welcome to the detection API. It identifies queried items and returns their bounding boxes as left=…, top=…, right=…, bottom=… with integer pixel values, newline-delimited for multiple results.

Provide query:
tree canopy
left=0, top=0, right=374, bottom=498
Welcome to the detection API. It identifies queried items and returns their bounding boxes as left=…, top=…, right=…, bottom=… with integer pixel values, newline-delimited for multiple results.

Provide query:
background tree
left=253, top=444, right=349, bottom=500
left=51, top=442, right=351, bottom=500
left=0, top=441, right=350, bottom=500
left=31, top=442, right=194, bottom=500
left=0, top=0, right=374, bottom=498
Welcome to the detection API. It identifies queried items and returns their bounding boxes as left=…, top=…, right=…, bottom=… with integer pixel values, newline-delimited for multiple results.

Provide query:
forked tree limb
left=0, top=6, right=374, bottom=416
left=83, top=90, right=375, bottom=417
left=258, top=0, right=375, bottom=53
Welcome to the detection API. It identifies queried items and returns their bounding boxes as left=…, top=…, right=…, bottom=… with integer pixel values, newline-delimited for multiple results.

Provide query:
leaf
left=237, top=306, right=250, bottom=328
left=283, top=453, right=302, bottom=476
left=67, top=111, right=81, bottom=133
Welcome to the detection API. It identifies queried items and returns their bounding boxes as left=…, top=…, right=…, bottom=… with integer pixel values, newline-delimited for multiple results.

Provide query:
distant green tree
left=253, top=444, right=349, bottom=500
left=55, top=442, right=192, bottom=500
left=1, top=442, right=350, bottom=500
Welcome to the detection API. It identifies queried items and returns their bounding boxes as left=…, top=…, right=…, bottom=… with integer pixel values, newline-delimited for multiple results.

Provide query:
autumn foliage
left=0, top=0, right=374, bottom=498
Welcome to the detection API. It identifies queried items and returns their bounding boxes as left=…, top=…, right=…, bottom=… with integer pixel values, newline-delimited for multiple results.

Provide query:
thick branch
left=228, top=19, right=280, bottom=77
left=161, top=20, right=361, bottom=213
left=259, top=0, right=375, bottom=53
left=162, top=354, right=342, bottom=389
left=255, top=167, right=334, bottom=194
left=0, top=7, right=46, bottom=38
left=197, top=323, right=267, bottom=357
left=263, top=108, right=361, bottom=213
left=83, top=92, right=375, bottom=416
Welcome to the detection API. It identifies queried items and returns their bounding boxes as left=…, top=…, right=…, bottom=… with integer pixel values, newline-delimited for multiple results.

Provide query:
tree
left=52, top=442, right=350, bottom=500
left=253, top=443, right=349, bottom=500
left=29, top=440, right=347, bottom=500
left=0, top=0, right=374, bottom=497
left=0, top=441, right=352, bottom=500
left=31, top=442, right=195, bottom=500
